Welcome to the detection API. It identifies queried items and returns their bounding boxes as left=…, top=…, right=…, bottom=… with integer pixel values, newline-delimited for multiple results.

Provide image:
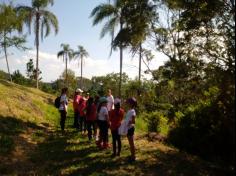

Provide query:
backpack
left=54, top=96, right=61, bottom=109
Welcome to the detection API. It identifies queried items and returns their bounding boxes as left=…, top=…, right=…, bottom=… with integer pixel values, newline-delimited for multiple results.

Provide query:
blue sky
left=0, top=0, right=168, bottom=82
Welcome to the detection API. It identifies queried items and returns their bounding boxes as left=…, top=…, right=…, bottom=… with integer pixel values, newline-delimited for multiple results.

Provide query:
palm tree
left=73, top=45, right=89, bottom=89
left=90, top=0, right=126, bottom=98
left=0, top=3, right=25, bottom=82
left=57, top=44, right=73, bottom=87
left=114, top=0, right=157, bottom=83
left=16, top=0, right=58, bottom=88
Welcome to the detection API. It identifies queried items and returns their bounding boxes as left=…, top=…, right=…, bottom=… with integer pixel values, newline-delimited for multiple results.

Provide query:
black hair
left=61, top=87, right=68, bottom=95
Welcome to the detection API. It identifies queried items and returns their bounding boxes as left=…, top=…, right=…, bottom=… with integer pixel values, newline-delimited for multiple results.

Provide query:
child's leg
left=83, top=117, right=87, bottom=133
left=103, top=122, right=109, bottom=148
left=111, top=130, right=116, bottom=155
left=117, top=132, right=121, bottom=156
left=128, top=136, right=135, bottom=158
left=87, top=121, right=92, bottom=140
left=127, top=127, right=135, bottom=160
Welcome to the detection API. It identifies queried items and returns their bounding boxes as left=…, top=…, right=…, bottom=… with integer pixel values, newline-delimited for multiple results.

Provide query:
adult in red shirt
left=86, top=97, right=97, bottom=141
left=109, top=98, right=124, bottom=157
left=78, top=97, right=87, bottom=134
left=73, top=88, right=83, bottom=128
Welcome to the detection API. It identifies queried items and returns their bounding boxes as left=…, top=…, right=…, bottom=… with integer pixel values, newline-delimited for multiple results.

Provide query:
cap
left=114, top=98, right=121, bottom=105
left=75, top=88, right=83, bottom=93
left=99, top=97, right=108, bottom=103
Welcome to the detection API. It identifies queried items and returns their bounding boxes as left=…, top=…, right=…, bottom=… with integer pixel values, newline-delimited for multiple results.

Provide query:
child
left=86, top=97, right=97, bottom=141
left=59, top=87, right=68, bottom=132
left=97, top=97, right=109, bottom=149
left=109, top=98, right=124, bottom=157
left=78, top=97, right=87, bottom=134
left=125, top=97, right=137, bottom=162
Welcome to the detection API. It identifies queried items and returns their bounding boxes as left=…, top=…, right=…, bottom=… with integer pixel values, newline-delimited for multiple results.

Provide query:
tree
left=57, top=43, right=73, bottom=87
left=16, top=0, right=59, bottom=88
left=90, top=0, right=127, bottom=97
left=112, top=0, right=157, bottom=82
left=11, top=70, right=27, bottom=85
left=73, top=45, right=89, bottom=89
left=26, top=58, right=42, bottom=82
left=0, top=3, right=26, bottom=82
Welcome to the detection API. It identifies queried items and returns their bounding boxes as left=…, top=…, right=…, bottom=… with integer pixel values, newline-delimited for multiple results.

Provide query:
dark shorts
left=127, top=127, right=135, bottom=137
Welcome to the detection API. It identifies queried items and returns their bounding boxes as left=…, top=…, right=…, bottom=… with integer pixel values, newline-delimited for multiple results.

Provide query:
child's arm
left=128, top=115, right=135, bottom=125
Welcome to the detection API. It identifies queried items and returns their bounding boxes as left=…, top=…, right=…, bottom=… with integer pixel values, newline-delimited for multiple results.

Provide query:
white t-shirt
left=59, top=94, right=68, bottom=111
left=107, top=95, right=114, bottom=111
left=98, top=106, right=109, bottom=121
left=125, top=109, right=136, bottom=129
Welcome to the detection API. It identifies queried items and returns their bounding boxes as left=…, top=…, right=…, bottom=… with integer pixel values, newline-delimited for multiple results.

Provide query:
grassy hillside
left=0, top=79, right=231, bottom=176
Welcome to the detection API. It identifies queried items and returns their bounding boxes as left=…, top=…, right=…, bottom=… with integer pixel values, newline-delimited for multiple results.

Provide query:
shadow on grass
left=27, top=128, right=233, bottom=176
left=0, top=115, right=47, bottom=175
left=0, top=114, right=232, bottom=176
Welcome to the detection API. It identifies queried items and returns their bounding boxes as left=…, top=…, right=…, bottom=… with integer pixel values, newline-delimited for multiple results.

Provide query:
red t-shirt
left=86, top=104, right=97, bottom=121
left=109, top=108, right=124, bottom=131
left=73, top=95, right=81, bottom=111
left=78, top=100, right=86, bottom=116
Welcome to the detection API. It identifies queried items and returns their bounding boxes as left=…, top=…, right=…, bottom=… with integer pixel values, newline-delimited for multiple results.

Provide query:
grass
left=0, top=79, right=233, bottom=176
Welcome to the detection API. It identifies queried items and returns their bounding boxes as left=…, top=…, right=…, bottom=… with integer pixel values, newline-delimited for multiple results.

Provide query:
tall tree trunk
left=35, top=13, right=40, bottom=89
left=119, top=21, right=123, bottom=98
left=80, top=57, right=83, bottom=89
left=138, top=44, right=142, bottom=96
left=65, top=54, right=68, bottom=87
left=3, top=34, right=12, bottom=82
left=138, top=44, right=142, bottom=82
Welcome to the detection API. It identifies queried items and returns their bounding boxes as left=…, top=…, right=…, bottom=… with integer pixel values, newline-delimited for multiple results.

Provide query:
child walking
left=109, top=98, right=124, bottom=157
left=125, top=97, right=137, bottom=162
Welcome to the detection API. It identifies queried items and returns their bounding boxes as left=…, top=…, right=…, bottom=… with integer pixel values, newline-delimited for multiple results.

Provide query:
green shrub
left=142, top=111, right=169, bottom=134
left=168, top=93, right=235, bottom=166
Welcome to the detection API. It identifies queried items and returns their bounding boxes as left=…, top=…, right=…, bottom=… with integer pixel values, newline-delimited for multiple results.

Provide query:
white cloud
left=0, top=49, right=168, bottom=82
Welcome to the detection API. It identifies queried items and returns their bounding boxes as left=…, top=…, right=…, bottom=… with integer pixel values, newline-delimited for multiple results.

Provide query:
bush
left=168, top=96, right=235, bottom=166
left=142, top=111, right=169, bottom=134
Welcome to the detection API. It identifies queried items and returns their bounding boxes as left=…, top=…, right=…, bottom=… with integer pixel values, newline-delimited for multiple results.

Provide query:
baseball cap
left=75, top=88, right=83, bottom=93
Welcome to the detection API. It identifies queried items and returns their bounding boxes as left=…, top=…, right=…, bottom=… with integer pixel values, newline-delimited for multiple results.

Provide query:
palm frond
left=91, top=4, right=117, bottom=26
left=15, top=6, right=34, bottom=34
left=42, top=10, right=59, bottom=36
left=41, top=17, right=50, bottom=40
left=100, top=16, right=118, bottom=39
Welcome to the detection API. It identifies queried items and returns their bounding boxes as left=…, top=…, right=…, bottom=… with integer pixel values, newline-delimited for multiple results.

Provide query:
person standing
left=78, top=97, right=87, bottom=134
left=109, top=98, right=124, bottom=157
left=73, top=88, right=82, bottom=128
left=97, top=97, right=109, bottom=149
left=86, top=97, right=97, bottom=141
left=125, top=97, right=137, bottom=162
left=106, top=89, right=114, bottom=112
left=59, top=87, right=68, bottom=132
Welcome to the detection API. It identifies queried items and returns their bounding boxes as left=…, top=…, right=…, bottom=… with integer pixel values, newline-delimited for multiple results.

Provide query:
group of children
left=59, top=87, right=137, bottom=162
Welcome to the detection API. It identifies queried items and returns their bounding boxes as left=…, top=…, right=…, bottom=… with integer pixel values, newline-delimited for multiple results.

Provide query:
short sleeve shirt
left=125, top=109, right=136, bottom=129
left=59, top=94, right=68, bottom=111
left=107, top=95, right=114, bottom=111
left=98, top=106, right=109, bottom=121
